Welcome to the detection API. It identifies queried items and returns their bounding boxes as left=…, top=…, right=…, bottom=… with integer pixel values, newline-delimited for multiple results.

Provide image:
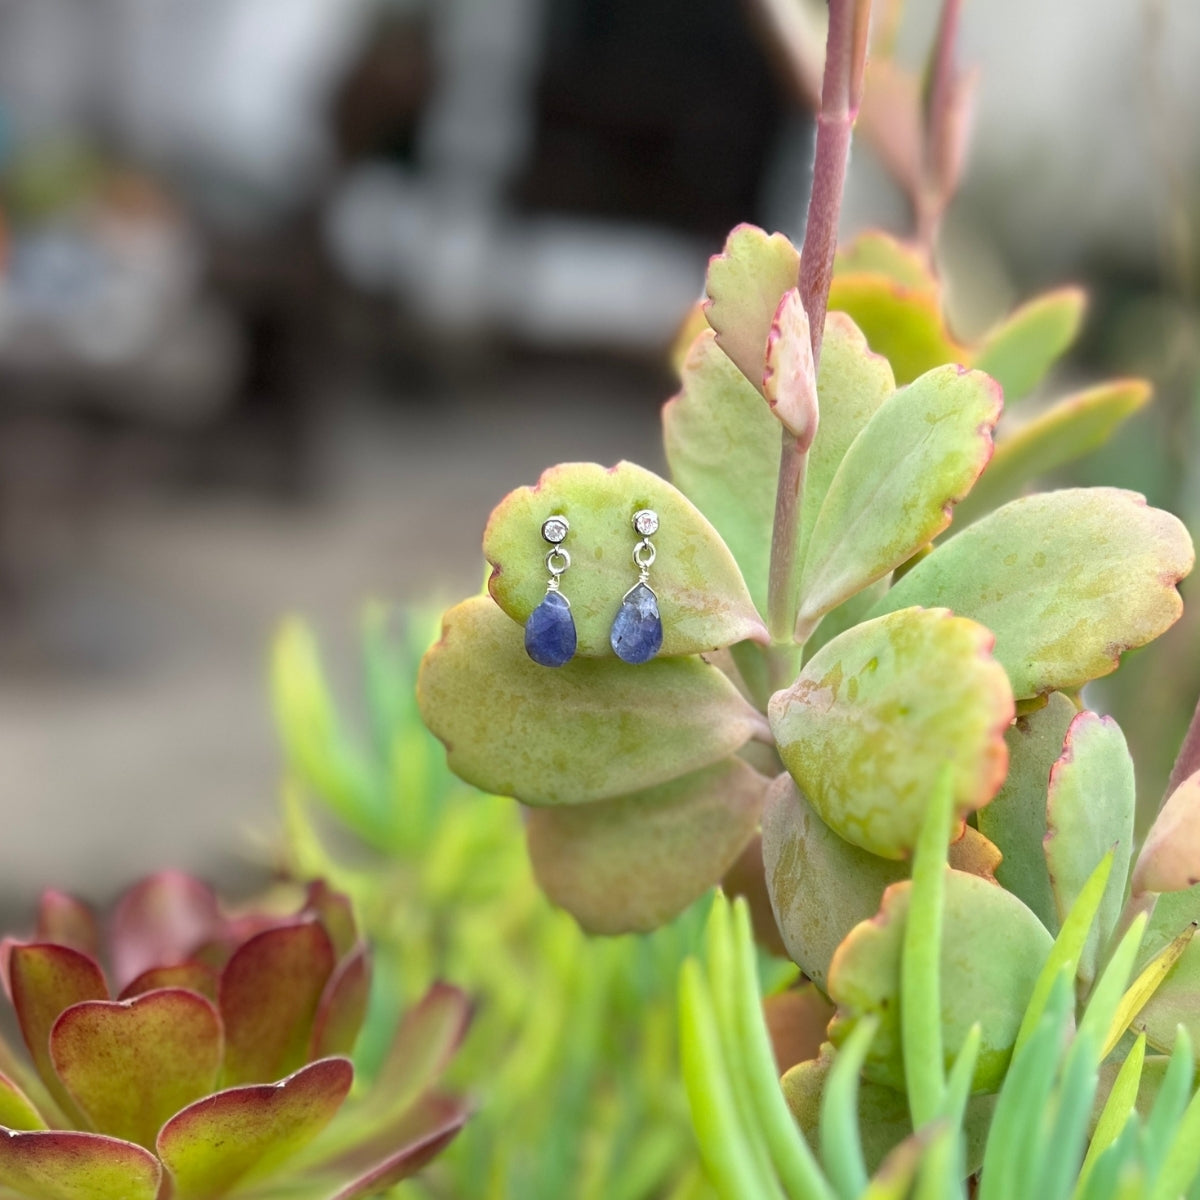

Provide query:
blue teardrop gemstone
left=610, top=582, right=663, bottom=664
left=525, top=590, right=577, bottom=667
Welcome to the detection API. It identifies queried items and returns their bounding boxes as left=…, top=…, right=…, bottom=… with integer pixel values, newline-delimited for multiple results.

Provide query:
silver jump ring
left=633, top=540, right=656, bottom=569
left=546, top=547, right=571, bottom=576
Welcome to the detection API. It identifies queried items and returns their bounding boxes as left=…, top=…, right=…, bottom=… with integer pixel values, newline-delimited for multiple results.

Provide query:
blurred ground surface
left=0, top=362, right=664, bottom=919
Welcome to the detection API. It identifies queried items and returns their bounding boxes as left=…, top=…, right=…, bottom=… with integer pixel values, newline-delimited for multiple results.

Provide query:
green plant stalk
left=820, top=1015, right=877, bottom=1199
left=1076, top=1033, right=1145, bottom=1197
left=767, top=0, right=871, bottom=641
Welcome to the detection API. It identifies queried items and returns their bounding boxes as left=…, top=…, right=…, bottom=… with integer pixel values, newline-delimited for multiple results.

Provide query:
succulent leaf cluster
left=0, top=872, right=468, bottom=1200
left=417, top=218, right=1200, bottom=1138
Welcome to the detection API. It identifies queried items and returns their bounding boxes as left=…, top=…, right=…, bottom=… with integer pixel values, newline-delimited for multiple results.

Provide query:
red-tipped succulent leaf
left=0, top=874, right=469, bottom=1199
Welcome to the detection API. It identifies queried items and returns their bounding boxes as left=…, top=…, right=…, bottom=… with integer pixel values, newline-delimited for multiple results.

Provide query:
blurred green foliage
left=272, top=605, right=725, bottom=1199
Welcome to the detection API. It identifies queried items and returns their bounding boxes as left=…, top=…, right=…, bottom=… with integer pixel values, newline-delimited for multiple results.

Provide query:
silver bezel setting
left=541, top=515, right=570, bottom=545
left=632, top=509, right=659, bottom=537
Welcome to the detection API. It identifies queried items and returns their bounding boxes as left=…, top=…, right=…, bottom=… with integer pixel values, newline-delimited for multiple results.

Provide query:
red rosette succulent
left=0, top=872, right=470, bottom=1200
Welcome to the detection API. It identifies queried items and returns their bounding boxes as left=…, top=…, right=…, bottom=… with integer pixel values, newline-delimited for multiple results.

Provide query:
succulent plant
left=0, top=871, right=469, bottom=1200
left=414, top=0, right=1200, bottom=1159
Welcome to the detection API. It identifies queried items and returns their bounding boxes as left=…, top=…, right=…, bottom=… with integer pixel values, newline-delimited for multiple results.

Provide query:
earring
left=525, top=514, right=577, bottom=667
left=610, top=508, right=663, bottom=664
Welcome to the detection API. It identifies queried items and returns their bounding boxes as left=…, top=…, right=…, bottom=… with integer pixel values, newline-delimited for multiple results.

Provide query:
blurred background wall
left=0, top=0, right=1196, bottom=910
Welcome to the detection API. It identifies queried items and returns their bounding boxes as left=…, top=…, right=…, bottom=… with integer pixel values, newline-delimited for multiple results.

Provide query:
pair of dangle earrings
left=524, top=510, right=664, bottom=668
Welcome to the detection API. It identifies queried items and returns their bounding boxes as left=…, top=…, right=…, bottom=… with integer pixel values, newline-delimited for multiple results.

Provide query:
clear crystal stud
left=541, top=515, right=569, bottom=544
left=632, top=509, right=659, bottom=537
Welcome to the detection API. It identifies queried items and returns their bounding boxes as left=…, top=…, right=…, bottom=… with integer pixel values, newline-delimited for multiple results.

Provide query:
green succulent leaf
left=0, top=1131, right=161, bottom=1200
left=781, top=1047, right=996, bottom=1176
left=1133, top=769, right=1200, bottom=897
left=769, top=607, right=1013, bottom=859
left=826, top=275, right=966, bottom=385
left=955, top=380, right=1151, bottom=524
left=664, top=314, right=893, bottom=617
left=703, top=224, right=801, bottom=390
left=485, top=460, right=767, bottom=656
left=525, top=758, right=768, bottom=934
left=219, top=921, right=336, bottom=1088
left=157, top=1057, right=353, bottom=1200
left=762, top=774, right=1000, bottom=989
left=871, top=488, right=1194, bottom=698
left=972, top=287, right=1087, bottom=404
left=975, top=691, right=1077, bottom=932
left=1132, top=885, right=1200, bottom=1060
left=7, top=944, right=107, bottom=1114
left=827, top=869, right=1054, bottom=1093
left=310, top=946, right=370, bottom=1060
left=418, top=596, right=769, bottom=806
left=0, top=1072, right=47, bottom=1132
left=50, top=989, right=222, bottom=1151
left=795, top=364, right=1002, bottom=638
left=1044, top=712, right=1136, bottom=986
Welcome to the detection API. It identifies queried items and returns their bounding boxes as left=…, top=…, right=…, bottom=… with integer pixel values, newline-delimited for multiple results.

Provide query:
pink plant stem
left=767, top=0, right=869, bottom=643
left=916, top=0, right=964, bottom=258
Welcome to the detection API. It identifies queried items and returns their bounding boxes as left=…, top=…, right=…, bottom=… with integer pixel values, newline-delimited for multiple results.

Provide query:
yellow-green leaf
left=795, top=365, right=1001, bottom=638
left=827, top=870, right=1053, bottom=1093
left=1044, top=711, right=1136, bottom=986
left=526, top=758, right=768, bottom=933
left=485, top=461, right=766, bottom=657
left=703, top=224, right=801, bottom=390
left=418, top=596, right=769, bottom=806
left=664, top=315, right=893, bottom=618
left=872, top=488, right=1194, bottom=698
left=973, top=287, right=1087, bottom=404
left=975, top=692, right=1077, bottom=931
left=768, top=607, right=1013, bottom=860
left=956, top=379, right=1151, bottom=524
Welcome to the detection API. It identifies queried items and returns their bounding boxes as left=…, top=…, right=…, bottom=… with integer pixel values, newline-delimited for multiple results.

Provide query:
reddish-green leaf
left=762, top=288, right=818, bottom=440
left=50, top=989, right=222, bottom=1150
left=157, top=1057, right=352, bottom=1200
left=310, top=947, right=370, bottom=1060
left=769, top=607, right=1013, bottom=859
left=219, top=921, right=336, bottom=1087
left=973, top=287, right=1087, bottom=404
left=704, top=224, right=800, bottom=389
left=485, top=461, right=766, bottom=657
left=525, top=758, right=768, bottom=934
left=1134, top=770, right=1200, bottom=896
left=303, top=883, right=358, bottom=961
left=371, top=984, right=471, bottom=1126
left=326, top=1100, right=469, bottom=1200
left=0, top=1131, right=161, bottom=1200
left=418, top=596, right=769, bottom=807
left=35, top=894, right=98, bottom=960
left=872, top=488, right=1194, bottom=698
left=117, top=963, right=218, bottom=1003
left=109, top=873, right=221, bottom=992
left=834, top=232, right=935, bottom=293
left=8, top=944, right=107, bottom=1114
